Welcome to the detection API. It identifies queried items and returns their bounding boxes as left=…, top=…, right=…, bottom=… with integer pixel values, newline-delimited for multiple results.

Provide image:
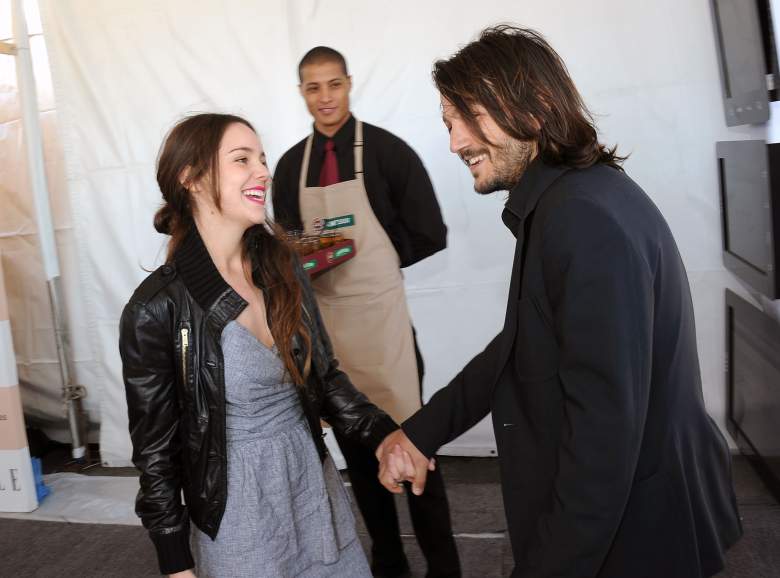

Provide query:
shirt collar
left=312, top=114, right=355, bottom=155
left=501, top=156, right=572, bottom=237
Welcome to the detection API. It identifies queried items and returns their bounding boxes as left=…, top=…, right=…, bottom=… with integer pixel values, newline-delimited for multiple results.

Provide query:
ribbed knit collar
left=172, top=225, right=248, bottom=318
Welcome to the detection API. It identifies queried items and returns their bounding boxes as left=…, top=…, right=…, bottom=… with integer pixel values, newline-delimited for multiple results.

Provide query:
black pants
left=334, top=330, right=460, bottom=578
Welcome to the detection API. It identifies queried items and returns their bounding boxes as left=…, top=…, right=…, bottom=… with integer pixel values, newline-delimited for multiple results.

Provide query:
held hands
left=376, top=429, right=435, bottom=496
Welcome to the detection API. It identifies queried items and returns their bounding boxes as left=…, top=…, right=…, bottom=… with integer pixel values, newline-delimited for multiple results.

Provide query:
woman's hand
left=377, top=432, right=436, bottom=496
left=168, top=570, right=197, bottom=578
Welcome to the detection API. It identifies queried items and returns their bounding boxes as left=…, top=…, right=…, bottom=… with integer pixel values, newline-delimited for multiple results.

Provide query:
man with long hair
left=378, top=25, right=742, bottom=578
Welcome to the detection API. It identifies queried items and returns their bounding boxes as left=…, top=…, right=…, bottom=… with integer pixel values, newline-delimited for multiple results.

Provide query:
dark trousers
left=334, top=330, right=460, bottom=578
left=333, top=430, right=460, bottom=577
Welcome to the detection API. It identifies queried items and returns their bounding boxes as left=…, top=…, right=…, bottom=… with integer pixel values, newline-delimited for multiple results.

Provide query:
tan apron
left=298, top=121, right=421, bottom=423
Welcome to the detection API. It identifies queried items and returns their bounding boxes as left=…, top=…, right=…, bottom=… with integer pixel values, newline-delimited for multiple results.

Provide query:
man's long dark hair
left=434, top=25, right=625, bottom=170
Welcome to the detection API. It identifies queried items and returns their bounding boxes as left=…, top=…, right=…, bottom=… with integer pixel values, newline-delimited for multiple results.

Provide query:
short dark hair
left=298, top=46, right=349, bottom=82
left=433, top=25, right=625, bottom=170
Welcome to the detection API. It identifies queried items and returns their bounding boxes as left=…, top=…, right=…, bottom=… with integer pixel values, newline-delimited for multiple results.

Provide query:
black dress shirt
left=272, top=115, right=447, bottom=268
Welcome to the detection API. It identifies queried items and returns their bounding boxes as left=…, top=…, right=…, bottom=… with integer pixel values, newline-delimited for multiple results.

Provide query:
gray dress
left=191, top=320, right=370, bottom=578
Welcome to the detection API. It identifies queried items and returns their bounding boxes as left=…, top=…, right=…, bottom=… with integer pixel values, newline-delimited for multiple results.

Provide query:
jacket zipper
left=181, top=326, right=189, bottom=385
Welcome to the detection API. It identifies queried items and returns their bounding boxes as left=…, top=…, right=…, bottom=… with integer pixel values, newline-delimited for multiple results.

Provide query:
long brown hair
left=433, top=25, right=625, bottom=170
left=154, top=113, right=312, bottom=385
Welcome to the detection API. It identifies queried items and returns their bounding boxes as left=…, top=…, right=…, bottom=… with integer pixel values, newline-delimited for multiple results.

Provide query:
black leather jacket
left=119, top=226, right=398, bottom=574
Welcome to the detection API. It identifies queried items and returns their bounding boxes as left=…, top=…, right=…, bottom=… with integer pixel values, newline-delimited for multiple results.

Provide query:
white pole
left=11, top=0, right=57, bottom=280
left=11, top=0, right=88, bottom=460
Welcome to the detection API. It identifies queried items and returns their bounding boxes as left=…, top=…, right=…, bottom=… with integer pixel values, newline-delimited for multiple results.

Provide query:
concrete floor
left=0, top=454, right=778, bottom=577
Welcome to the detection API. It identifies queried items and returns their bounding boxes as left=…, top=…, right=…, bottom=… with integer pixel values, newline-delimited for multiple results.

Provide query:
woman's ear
left=179, top=166, right=206, bottom=215
left=178, top=166, right=193, bottom=191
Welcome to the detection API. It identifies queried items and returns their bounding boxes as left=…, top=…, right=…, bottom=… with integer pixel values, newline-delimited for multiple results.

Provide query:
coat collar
left=501, top=157, right=572, bottom=237
left=172, top=225, right=248, bottom=320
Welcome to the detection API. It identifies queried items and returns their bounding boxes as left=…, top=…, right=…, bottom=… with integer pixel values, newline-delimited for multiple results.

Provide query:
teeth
left=463, top=154, right=487, bottom=166
left=243, top=190, right=264, bottom=199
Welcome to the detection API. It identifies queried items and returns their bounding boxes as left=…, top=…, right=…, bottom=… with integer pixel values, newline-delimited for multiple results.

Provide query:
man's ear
left=527, top=113, right=543, bottom=133
left=298, top=83, right=305, bottom=97
left=530, top=90, right=551, bottom=132
left=346, top=75, right=353, bottom=93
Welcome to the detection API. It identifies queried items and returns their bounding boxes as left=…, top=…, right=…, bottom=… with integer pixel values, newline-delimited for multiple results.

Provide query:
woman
left=119, top=113, right=399, bottom=577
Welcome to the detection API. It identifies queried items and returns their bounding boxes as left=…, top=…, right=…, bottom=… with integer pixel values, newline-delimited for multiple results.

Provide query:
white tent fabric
left=0, top=0, right=768, bottom=465
left=0, top=0, right=103, bottom=441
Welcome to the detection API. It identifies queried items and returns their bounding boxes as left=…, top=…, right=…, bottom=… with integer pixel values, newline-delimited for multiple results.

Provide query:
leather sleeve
left=119, top=300, right=194, bottom=574
left=295, top=264, right=399, bottom=450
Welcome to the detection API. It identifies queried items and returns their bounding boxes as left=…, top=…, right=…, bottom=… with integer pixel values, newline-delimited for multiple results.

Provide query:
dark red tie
left=318, top=139, right=340, bottom=187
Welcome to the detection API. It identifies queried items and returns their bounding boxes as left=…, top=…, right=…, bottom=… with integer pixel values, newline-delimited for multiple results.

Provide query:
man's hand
left=376, top=429, right=435, bottom=496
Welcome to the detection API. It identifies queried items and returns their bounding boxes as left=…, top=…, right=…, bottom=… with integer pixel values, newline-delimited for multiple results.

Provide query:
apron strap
left=299, top=134, right=314, bottom=192
left=354, top=121, right=364, bottom=181
left=298, top=120, right=365, bottom=190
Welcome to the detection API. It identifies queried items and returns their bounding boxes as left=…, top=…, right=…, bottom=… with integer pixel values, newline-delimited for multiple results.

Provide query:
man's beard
left=475, top=138, right=536, bottom=195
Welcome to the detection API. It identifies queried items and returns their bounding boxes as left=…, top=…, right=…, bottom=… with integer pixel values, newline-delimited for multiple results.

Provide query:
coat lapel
left=491, top=158, right=573, bottom=391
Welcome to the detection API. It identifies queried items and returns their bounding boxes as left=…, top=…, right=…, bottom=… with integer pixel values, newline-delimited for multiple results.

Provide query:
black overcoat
left=404, top=159, right=742, bottom=578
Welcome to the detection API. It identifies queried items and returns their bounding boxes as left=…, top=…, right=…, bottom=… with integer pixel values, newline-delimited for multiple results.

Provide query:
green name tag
left=302, top=260, right=317, bottom=270
left=323, top=214, right=355, bottom=230
left=333, top=246, right=353, bottom=259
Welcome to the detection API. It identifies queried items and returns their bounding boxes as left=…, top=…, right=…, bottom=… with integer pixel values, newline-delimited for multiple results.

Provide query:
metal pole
left=11, top=0, right=88, bottom=460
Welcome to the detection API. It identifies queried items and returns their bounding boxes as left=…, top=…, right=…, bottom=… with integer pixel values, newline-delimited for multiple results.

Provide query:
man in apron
left=273, top=47, right=460, bottom=578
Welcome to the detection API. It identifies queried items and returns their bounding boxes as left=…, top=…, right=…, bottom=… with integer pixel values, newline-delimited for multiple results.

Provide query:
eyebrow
left=305, top=77, right=344, bottom=87
left=227, top=147, right=254, bottom=154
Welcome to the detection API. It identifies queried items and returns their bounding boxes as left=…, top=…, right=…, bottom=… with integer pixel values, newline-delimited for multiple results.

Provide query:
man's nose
left=449, top=125, right=467, bottom=155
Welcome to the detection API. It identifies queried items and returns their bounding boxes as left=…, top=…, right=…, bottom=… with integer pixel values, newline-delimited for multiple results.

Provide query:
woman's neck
left=193, top=214, right=248, bottom=278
